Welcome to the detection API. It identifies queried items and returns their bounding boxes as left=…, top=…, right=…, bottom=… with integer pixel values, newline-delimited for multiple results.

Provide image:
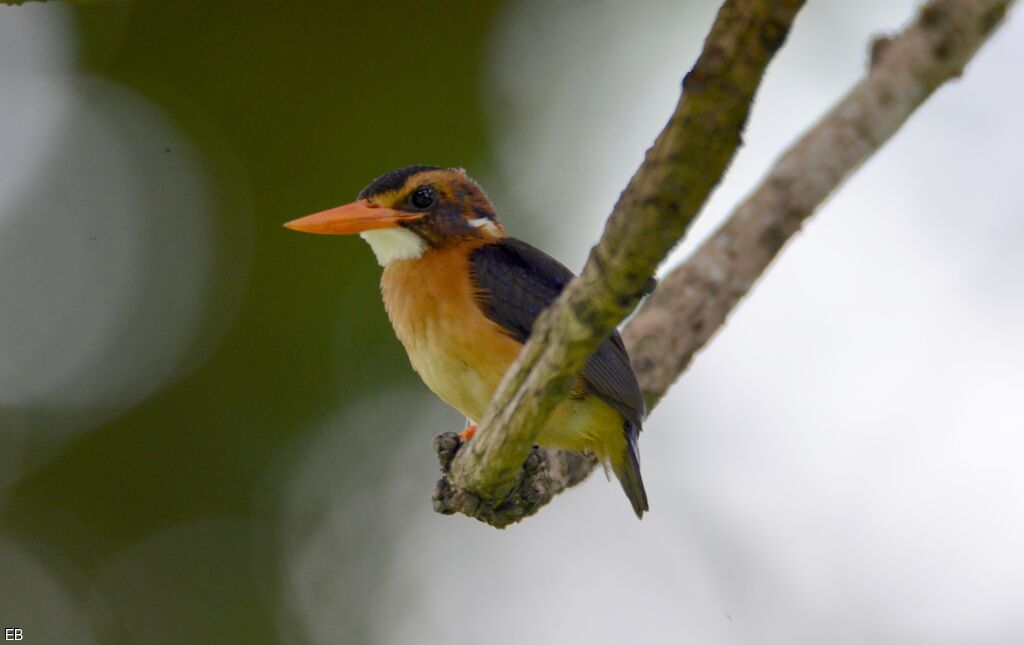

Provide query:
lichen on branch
left=435, top=0, right=1016, bottom=528
left=447, top=0, right=808, bottom=506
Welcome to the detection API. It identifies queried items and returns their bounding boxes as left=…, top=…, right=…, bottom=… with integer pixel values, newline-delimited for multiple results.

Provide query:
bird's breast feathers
left=379, top=239, right=637, bottom=472
left=380, top=243, right=520, bottom=421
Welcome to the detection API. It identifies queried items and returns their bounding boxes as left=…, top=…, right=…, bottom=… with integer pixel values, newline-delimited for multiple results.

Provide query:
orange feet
left=458, top=424, right=477, bottom=442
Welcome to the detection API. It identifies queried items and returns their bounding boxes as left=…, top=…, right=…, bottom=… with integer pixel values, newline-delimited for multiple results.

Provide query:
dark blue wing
left=469, top=238, right=645, bottom=430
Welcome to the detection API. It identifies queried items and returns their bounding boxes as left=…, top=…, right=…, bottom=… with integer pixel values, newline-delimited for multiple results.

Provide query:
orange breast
left=380, top=243, right=522, bottom=422
left=380, top=242, right=629, bottom=471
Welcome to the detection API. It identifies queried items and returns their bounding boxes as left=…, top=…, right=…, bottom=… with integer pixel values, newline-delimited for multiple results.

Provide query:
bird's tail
left=615, top=421, right=649, bottom=519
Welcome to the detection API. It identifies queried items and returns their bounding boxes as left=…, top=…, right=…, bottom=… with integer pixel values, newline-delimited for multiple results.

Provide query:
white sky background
left=355, top=2, right=1024, bottom=644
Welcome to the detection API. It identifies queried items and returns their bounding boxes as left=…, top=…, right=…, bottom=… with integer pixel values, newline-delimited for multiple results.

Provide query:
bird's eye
left=410, top=185, right=438, bottom=210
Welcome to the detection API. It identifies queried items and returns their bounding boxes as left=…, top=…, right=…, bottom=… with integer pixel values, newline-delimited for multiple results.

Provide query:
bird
left=285, top=165, right=649, bottom=518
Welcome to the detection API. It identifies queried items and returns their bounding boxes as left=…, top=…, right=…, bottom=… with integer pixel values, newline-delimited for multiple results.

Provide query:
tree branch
left=625, top=0, right=1015, bottom=407
left=435, top=0, right=1015, bottom=527
left=447, top=0, right=807, bottom=505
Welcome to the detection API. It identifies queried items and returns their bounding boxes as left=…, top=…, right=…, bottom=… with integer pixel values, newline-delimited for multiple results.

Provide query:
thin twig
left=435, top=0, right=1015, bottom=527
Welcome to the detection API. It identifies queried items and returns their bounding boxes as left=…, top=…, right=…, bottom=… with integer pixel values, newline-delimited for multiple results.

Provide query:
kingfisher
left=285, top=166, right=649, bottom=517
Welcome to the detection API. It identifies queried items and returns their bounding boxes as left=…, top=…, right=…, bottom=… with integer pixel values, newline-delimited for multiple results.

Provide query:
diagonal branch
left=625, top=0, right=1015, bottom=407
left=436, top=0, right=1016, bottom=527
left=448, top=0, right=808, bottom=504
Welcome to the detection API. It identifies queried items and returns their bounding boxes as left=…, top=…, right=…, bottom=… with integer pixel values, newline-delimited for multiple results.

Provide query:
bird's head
left=285, top=165, right=506, bottom=266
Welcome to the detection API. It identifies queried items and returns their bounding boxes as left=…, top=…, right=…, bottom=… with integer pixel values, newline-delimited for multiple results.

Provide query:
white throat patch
left=359, top=228, right=427, bottom=267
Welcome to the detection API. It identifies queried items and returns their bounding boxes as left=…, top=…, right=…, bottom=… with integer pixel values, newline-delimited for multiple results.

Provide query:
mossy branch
left=435, top=0, right=1015, bottom=528
left=446, top=0, right=808, bottom=506
left=625, top=0, right=1015, bottom=407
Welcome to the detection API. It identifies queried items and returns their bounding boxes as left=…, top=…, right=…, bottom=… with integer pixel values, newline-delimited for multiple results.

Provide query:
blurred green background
left=3, top=1, right=502, bottom=642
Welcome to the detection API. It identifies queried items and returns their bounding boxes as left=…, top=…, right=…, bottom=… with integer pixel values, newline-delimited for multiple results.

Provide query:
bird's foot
left=458, top=424, right=477, bottom=442
left=430, top=424, right=473, bottom=474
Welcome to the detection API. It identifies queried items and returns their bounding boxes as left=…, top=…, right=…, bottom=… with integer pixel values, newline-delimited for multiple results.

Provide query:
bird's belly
left=408, top=334, right=625, bottom=465
left=408, top=341, right=500, bottom=422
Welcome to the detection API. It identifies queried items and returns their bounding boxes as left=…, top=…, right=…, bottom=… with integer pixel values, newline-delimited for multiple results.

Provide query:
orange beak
left=283, top=199, right=422, bottom=235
